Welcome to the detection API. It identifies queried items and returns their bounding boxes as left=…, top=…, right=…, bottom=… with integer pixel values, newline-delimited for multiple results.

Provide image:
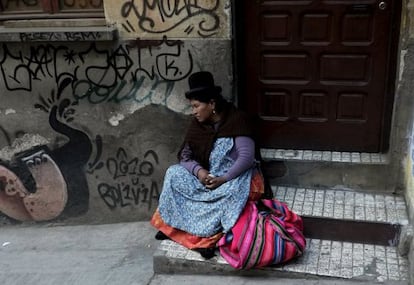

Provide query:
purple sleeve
left=223, top=136, right=255, bottom=181
left=179, top=143, right=202, bottom=176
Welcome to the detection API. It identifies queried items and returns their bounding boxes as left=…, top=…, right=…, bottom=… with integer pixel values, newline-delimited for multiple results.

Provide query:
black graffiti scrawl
left=0, top=78, right=96, bottom=221
left=120, top=0, right=220, bottom=37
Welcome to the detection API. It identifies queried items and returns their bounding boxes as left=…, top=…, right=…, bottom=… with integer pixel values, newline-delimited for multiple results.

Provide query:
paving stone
left=351, top=152, right=361, bottom=163
left=322, top=151, right=332, bottom=161
left=303, top=150, right=313, bottom=160
left=341, top=152, right=351, bottom=162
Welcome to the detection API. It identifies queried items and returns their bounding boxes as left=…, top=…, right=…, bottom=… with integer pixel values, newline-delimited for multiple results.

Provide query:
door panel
left=242, top=0, right=400, bottom=151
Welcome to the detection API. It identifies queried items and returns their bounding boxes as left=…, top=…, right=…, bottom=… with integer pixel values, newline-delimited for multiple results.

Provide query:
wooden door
left=240, top=0, right=401, bottom=151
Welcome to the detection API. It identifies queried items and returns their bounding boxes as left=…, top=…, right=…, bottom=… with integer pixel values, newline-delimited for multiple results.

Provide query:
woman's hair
left=186, top=91, right=229, bottom=113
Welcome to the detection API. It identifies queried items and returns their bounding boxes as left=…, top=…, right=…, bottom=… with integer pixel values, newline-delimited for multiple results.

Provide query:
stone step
left=261, top=149, right=389, bottom=164
left=260, top=149, right=394, bottom=192
left=153, top=239, right=409, bottom=283
left=272, top=186, right=409, bottom=245
left=273, top=186, right=408, bottom=225
left=152, top=185, right=410, bottom=282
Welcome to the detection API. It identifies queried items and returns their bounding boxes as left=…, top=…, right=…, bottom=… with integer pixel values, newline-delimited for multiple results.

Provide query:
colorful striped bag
left=217, top=199, right=306, bottom=269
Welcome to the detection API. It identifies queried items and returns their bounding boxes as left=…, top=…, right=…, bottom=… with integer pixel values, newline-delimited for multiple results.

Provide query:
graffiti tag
left=97, top=148, right=160, bottom=210
left=121, top=0, right=220, bottom=37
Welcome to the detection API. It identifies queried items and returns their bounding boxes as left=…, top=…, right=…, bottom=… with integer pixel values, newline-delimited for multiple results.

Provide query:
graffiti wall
left=104, top=0, right=231, bottom=39
left=0, top=8, right=233, bottom=224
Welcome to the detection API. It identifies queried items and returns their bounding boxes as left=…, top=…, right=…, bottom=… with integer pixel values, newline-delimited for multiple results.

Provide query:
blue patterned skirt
left=158, top=138, right=252, bottom=237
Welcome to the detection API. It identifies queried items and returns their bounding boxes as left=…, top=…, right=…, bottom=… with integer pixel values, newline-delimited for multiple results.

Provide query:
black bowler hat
left=185, top=71, right=222, bottom=100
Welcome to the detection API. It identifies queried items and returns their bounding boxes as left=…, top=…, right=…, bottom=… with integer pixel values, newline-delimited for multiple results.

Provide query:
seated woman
left=151, top=71, right=305, bottom=267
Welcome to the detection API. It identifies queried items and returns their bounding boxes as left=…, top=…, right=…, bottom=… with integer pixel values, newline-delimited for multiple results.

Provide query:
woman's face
left=190, top=99, right=215, bottom=123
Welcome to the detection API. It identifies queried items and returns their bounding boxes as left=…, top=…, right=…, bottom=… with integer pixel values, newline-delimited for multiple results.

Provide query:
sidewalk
left=0, top=222, right=408, bottom=285
left=0, top=221, right=158, bottom=285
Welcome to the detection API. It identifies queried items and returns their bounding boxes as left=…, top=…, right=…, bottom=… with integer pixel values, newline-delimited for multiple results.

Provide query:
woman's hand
left=197, top=169, right=226, bottom=189
left=205, top=175, right=226, bottom=190
left=197, top=169, right=210, bottom=185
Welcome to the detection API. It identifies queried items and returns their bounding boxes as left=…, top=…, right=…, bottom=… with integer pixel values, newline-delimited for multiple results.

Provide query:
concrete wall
left=396, top=1, right=414, bottom=283
left=0, top=0, right=233, bottom=225
left=401, top=0, right=414, bottom=220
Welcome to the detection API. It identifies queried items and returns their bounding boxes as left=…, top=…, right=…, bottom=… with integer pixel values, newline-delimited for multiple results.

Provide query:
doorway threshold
left=260, top=149, right=389, bottom=164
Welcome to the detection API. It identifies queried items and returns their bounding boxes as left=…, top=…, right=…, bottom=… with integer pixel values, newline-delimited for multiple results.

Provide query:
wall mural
left=0, top=37, right=193, bottom=222
left=0, top=126, right=15, bottom=147
left=0, top=78, right=93, bottom=221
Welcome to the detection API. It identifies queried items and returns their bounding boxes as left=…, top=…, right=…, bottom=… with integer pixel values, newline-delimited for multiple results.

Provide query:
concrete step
left=153, top=239, right=409, bottom=283
left=260, top=149, right=394, bottom=192
left=272, top=186, right=409, bottom=246
left=261, top=149, right=389, bottom=164
left=152, top=185, right=410, bottom=283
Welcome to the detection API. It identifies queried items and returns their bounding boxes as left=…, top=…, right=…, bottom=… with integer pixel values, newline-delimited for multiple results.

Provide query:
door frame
left=232, top=0, right=402, bottom=152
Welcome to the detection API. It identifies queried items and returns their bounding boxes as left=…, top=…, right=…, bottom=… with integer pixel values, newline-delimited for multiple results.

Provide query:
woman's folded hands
left=197, top=169, right=226, bottom=189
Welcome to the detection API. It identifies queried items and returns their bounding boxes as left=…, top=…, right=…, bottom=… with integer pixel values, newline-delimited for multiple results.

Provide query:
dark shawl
left=179, top=105, right=254, bottom=170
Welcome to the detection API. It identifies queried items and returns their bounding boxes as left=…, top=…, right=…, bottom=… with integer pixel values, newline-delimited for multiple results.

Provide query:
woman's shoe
left=194, top=247, right=216, bottom=259
left=155, top=231, right=170, bottom=240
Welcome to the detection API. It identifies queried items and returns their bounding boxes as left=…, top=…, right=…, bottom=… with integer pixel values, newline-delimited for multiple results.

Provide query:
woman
left=151, top=71, right=305, bottom=267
